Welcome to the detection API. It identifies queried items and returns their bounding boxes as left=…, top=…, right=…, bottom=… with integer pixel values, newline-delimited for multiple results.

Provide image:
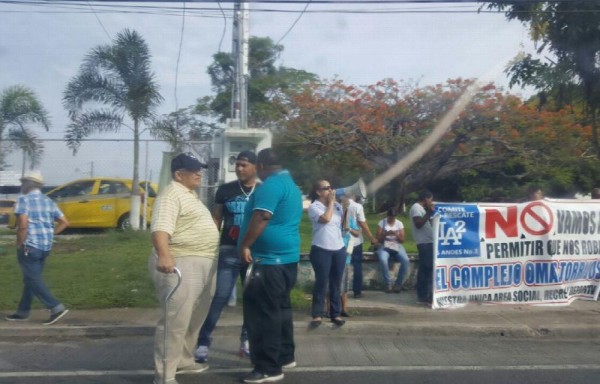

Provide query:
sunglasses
left=319, top=186, right=332, bottom=191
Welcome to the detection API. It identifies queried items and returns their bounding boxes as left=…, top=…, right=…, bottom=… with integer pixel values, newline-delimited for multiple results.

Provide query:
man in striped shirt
left=6, top=170, right=69, bottom=325
left=149, top=152, right=219, bottom=384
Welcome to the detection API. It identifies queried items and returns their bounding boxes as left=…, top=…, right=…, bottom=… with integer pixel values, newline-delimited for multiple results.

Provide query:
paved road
left=1, top=334, right=599, bottom=384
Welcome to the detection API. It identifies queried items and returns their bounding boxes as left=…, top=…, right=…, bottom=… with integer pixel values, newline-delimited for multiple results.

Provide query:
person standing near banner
left=526, top=185, right=544, bottom=201
left=239, top=148, right=303, bottom=384
left=591, top=188, right=600, bottom=200
left=410, top=190, right=435, bottom=304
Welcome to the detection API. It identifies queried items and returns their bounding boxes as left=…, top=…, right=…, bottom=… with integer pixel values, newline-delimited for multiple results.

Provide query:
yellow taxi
left=8, top=178, right=157, bottom=229
left=0, top=199, right=15, bottom=224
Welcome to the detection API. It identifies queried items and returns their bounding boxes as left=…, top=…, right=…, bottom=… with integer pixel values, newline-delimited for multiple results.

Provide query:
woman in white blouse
left=307, top=180, right=347, bottom=327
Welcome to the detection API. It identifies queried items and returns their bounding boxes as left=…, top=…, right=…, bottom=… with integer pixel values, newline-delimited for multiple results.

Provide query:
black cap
left=236, top=150, right=257, bottom=164
left=171, top=152, right=208, bottom=173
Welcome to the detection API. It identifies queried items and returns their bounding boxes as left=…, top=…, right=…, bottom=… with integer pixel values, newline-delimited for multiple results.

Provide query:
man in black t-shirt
left=195, top=150, right=258, bottom=363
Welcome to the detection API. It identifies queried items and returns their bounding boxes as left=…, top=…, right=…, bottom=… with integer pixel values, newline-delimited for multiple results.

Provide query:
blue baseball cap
left=171, top=152, right=208, bottom=173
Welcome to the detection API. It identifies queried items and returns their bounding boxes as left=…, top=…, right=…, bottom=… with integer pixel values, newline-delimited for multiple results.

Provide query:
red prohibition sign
left=520, top=201, right=553, bottom=236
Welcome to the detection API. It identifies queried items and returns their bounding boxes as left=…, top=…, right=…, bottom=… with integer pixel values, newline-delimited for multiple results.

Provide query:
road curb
left=1, top=322, right=599, bottom=339
left=0, top=325, right=154, bottom=338
left=292, top=321, right=600, bottom=339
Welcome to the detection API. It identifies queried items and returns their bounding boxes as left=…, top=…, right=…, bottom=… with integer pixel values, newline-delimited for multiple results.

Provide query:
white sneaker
left=194, top=345, right=209, bottom=363
left=43, top=309, right=69, bottom=325
left=239, top=340, right=250, bottom=357
left=153, top=379, right=179, bottom=384
left=176, top=362, right=209, bottom=374
left=282, top=361, right=296, bottom=369
left=242, top=371, right=284, bottom=383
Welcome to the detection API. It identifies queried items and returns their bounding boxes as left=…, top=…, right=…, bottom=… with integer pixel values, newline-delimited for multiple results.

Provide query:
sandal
left=331, top=317, right=345, bottom=326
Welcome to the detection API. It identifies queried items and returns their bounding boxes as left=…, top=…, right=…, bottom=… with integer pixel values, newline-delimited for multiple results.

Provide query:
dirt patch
left=53, top=242, right=86, bottom=253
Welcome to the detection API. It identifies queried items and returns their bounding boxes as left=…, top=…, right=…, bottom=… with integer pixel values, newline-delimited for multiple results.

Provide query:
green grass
left=0, top=212, right=416, bottom=310
left=0, top=230, right=158, bottom=311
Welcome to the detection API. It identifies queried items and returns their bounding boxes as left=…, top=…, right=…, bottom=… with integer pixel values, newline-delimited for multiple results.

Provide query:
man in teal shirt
left=239, top=148, right=302, bottom=383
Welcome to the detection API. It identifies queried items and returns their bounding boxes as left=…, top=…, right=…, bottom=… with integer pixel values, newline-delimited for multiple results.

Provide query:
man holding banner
left=410, top=190, right=435, bottom=304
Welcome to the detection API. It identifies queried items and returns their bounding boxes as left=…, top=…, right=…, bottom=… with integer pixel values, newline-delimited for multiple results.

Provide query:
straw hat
left=20, top=170, right=44, bottom=185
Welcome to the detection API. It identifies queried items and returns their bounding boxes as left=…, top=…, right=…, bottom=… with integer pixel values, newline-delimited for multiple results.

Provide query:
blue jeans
left=416, top=243, right=434, bottom=301
left=16, top=246, right=64, bottom=316
left=197, top=246, right=247, bottom=347
left=377, top=245, right=410, bottom=287
left=350, top=244, right=363, bottom=295
left=309, top=245, right=346, bottom=318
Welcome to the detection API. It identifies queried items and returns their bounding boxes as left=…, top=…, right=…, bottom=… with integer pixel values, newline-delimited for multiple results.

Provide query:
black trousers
left=416, top=243, right=434, bottom=301
left=243, top=262, right=297, bottom=375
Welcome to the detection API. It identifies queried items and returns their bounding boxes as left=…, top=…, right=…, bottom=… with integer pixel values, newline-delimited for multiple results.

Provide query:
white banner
left=432, top=199, right=600, bottom=309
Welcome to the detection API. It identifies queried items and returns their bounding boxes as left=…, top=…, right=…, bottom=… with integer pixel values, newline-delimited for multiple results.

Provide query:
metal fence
left=1, top=139, right=224, bottom=209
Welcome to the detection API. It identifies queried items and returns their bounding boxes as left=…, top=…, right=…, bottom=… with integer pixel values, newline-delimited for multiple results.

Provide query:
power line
left=87, top=0, right=111, bottom=41
left=2, top=1, right=597, bottom=16
left=10, top=138, right=173, bottom=142
left=174, top=1, right=187, bottom=115
left=275, top=0, right=311, bottom=46
left=217, top=1, right=227, bottom=52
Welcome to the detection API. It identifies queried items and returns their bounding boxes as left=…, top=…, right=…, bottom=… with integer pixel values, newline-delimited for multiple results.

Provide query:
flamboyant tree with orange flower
left=276, top=78, right=595, bottom=206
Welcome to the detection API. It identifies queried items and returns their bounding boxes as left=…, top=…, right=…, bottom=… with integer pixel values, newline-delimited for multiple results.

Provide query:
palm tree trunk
left=21, top=149, right=26, bottom=177
left=130, top=119, right=141, bottom=230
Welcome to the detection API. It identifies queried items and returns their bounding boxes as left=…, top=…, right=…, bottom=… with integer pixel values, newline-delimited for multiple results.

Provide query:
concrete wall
left=296, top=252, right=419, bottom=291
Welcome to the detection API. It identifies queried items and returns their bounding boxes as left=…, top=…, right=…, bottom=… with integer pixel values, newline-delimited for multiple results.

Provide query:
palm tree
left=0, top=85, right=50, bottom=173
left=63, top=29, right=163, bottom=230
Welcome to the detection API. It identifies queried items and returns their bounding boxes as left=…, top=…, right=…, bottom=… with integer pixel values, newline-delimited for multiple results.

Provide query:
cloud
left=0, top=1, right=535, bottom=185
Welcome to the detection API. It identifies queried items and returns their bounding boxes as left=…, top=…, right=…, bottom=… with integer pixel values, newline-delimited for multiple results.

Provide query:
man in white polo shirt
left=410, top=190, right=435, bottom=304
left=342, top=194, right=378, bottom=298
left=149, top=152, right=219, bottom=384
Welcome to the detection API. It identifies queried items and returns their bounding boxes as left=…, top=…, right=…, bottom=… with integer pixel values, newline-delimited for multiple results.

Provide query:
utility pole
left=217, top=1, right=270, bottom=185
left=231, top=0, right=249, bottom=129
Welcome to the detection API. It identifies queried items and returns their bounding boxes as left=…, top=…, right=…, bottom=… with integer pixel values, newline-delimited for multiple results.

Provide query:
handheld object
left=243, top=258, right=263, bottom=290
left=335, top=178, right=367, bottom=199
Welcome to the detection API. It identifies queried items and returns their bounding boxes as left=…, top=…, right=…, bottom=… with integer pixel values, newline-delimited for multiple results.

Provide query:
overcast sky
left=0, top=1, right=536, bottom=186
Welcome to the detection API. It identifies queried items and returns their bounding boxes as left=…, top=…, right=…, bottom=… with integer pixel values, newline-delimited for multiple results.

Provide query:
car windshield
left=48, top=181, right=95, bottom=199
left=140, top=182, right=156, bottom=198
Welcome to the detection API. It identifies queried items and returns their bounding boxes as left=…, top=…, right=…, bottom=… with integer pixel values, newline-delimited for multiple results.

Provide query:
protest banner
left=433, top=199, right=600, bottom=309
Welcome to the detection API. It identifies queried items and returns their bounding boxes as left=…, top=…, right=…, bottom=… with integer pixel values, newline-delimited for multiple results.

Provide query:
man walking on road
left=195, top=150, right=258, bottom=363
left=6, top=170, right=69, bottom=325
left=239, top=148, right=303, bottom=383
left=149, top=153, right=219, bottom=384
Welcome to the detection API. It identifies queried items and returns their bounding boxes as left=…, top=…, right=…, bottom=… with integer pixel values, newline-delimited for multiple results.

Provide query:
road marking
left=2, top=364, right=600, bottom=377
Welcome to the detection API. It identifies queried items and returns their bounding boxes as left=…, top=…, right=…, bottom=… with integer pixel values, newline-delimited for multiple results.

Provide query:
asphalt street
left=1, top=334, right=599, bottom=384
